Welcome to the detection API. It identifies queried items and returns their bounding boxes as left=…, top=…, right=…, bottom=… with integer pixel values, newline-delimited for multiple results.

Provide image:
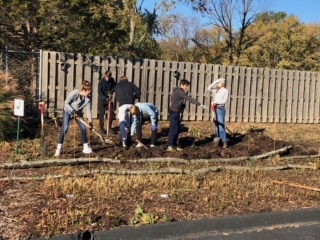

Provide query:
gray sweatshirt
left=64, top=89, right=92, bottom=122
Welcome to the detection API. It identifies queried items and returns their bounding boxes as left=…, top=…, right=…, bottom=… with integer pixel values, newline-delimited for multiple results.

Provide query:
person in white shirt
left=207, top=78, right=229, bottom=148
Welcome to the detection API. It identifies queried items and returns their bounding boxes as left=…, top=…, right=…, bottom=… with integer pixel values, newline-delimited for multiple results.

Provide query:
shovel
left=39, top=102, right=48, bottom=156
left=106, top=100, right=114, bottom=138
left=75, top=115, right=114, bottom=145
left=212, top=105, right=220, bottom=147
left=136, top=139, right=148, bottom=149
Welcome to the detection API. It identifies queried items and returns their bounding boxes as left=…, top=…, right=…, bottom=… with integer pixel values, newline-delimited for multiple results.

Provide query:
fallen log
left=0, top=165, right=315, bottom=181
left=0, top=146, right=293, bottom=169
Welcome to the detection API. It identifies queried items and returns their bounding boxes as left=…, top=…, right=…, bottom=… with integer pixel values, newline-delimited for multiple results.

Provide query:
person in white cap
left=207, top=78, right=229, bottom=148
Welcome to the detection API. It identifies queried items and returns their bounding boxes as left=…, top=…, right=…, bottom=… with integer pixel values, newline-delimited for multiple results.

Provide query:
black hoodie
left=115, top=80, right=141, bottom=106
left=169, top=87, right=201, bottom=112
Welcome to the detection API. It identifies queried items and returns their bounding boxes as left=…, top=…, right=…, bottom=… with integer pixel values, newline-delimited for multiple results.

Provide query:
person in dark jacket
left=167, top=79, right=206, bottom=151
left=98, top=71, right=116, bottom=134
left=115, top=75, right=141, bottom=147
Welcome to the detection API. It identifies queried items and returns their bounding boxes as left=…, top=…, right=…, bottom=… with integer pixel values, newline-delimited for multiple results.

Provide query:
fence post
left=38, top=49, right=43, bottom=101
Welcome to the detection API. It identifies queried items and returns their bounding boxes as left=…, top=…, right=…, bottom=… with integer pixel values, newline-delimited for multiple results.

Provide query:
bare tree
left=159, top=15, right=205, bottom=62
left=184, top=0, right=269, bottom=65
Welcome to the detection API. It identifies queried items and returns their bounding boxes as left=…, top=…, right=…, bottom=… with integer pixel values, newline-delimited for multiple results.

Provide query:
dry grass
left=34, top=169, right=319, bottom=238
left=0, top=122, right=320, bottom=239
left=0, top=71, right=23, bottom=141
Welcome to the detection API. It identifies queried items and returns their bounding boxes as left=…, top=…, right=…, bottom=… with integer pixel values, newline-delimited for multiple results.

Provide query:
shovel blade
left=104, top=138, right=114, bottom=144
left=213, top=137, right=220, bottom=147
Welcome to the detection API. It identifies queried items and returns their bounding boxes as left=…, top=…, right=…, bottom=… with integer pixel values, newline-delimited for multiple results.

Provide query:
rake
left=106, top=99, right=113, bottom=138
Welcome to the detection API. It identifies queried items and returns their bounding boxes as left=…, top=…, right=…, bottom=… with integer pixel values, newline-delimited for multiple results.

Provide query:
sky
left=272, top=0, right=320, bottom=23
left=140, top=0, right=320, bottom=25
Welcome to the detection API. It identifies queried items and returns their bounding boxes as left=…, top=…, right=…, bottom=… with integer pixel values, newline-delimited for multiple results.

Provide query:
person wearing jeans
left=54, top=80, right=93, bottom=157
left=207, top=78, right=229, bottom=148
left=215, top=106, right=227, bottom=144
left=130, top=103, right=159, bottom=148
left=167, top=79, right=206, bottom=151
left=115, top=76, right=141, bottom=147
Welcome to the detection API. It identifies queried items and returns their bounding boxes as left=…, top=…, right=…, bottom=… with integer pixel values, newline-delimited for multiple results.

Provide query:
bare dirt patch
left=0, top=121, right=319, bottom=239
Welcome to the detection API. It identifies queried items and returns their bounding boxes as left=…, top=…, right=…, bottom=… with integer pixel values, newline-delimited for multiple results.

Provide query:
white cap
left=216, top=78, right=225, bottom=84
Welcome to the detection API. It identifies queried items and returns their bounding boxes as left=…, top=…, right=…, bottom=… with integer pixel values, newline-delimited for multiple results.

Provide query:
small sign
left=14, top=99, right=24, bottom=117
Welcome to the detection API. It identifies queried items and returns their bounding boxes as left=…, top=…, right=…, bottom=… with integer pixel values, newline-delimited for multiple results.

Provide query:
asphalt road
left=38, top=208, right=320, bottom=240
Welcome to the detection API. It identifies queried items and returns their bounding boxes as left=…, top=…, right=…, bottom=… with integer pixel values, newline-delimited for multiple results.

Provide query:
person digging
left=129, top=103, right=159, bottom=148
left=98, top=70, right=116, bottom=135
left=207, top=78, right=229, bottom=149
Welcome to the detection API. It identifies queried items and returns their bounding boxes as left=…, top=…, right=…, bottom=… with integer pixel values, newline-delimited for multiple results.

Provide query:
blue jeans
left=136, top=115, right=159, bottom=145
left=168, top=111, right=180, bottom=147
left=215, top=107, right=227, bottom=143
left=58, top=111, right=88, bottom=144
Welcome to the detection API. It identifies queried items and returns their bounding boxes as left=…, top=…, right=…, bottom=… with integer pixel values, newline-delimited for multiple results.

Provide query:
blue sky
left=272, top=0, right=320, bottom=23
left=140, top=0, right=320, bottom=24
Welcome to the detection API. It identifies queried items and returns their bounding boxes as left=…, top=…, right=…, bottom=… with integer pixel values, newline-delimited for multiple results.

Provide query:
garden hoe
left=75, top=115, right=114, bottom=145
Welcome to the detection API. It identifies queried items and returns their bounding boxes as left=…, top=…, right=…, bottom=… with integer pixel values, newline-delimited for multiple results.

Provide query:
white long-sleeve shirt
left=212, top=88, right=228, bottom=105
left=207, top=80, right=229, bottom=105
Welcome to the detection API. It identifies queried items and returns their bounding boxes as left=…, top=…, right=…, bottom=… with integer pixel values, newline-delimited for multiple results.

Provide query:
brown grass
left=0, top=122, right=320, bottom=239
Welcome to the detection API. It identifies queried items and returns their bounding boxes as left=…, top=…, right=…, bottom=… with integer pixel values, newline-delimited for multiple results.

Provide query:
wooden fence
left=40, top=50, right=320, bottom=123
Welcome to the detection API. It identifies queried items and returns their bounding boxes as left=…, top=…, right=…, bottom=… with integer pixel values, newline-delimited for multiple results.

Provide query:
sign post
left=14, top=99, right=24, bottom=154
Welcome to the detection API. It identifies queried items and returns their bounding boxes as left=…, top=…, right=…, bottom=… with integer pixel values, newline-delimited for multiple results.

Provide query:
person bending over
left=130, top=103, right=159, bottom=148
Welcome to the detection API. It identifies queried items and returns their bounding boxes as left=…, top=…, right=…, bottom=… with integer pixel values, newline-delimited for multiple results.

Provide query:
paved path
left=38, top=208, right=320, bottom=240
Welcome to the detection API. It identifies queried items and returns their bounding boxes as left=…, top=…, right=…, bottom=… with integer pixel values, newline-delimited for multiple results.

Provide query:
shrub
left=0, top=71, right=23, bottom=141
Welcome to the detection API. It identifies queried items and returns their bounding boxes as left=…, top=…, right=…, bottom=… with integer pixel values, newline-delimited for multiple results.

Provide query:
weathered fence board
left=309, top=72, right=315, bottom=123
left=255, top=68, right=264, bottom=122
left=40, top=50, right=320, bottom=123
left=248, top=68, right=258, bottom=122
left=286, top=70, right=293, bottom=123
left=280, top=70, right=287, bottom=123
left=314, top=73, right=320, bottom=123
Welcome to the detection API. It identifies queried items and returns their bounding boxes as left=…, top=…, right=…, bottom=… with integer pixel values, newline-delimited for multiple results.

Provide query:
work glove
left=181, top=103, right=186, bottom=109
left=200, top=104, right=207, bottom=109
left=211, top=103, right=217, bottom=112
left=107, top=93, right=113, bottom=101
left=151, top=124, right=157, bottom=131
left=89, top=122, right=93, bottom=130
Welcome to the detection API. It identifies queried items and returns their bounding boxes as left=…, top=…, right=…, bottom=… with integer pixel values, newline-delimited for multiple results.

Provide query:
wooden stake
left=272, top=180, right=320, bottom=192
